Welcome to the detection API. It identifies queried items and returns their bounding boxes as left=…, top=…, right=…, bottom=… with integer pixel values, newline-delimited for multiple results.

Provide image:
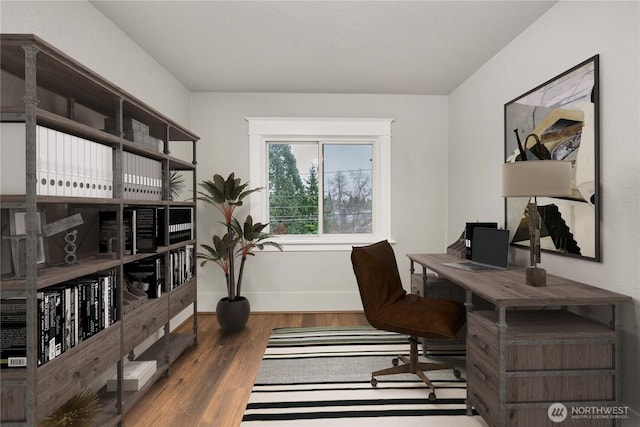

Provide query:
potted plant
left=197, top=173, right=282, bottom=332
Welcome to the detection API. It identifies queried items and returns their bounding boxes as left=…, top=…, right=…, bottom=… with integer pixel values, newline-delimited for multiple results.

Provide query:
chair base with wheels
left=370, top=336, right=461, bottom=401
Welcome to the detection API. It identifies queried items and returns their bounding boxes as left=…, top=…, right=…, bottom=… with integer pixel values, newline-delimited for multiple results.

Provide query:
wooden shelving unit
left=0, top=34, right=199, bottom=426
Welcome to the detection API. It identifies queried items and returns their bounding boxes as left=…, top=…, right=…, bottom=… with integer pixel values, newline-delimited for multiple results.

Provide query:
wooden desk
left=407, top=253, right=632, bottom=427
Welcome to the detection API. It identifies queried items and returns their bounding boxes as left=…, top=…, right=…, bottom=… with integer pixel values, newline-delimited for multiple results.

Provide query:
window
left=247, top=118, right=393, bottom=251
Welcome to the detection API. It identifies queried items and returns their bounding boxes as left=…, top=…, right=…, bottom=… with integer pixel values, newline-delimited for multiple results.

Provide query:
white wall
left=448, top=1, right=640, bottom=421
left=191, top=93, right=449, bottom=311
left=0, top=0, right=192, bottom=128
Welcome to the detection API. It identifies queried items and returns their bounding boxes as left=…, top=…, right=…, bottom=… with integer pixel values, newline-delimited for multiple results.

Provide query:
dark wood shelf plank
left=1, top=34, right=199, bottom=143
left=1, top=256, right=122, bottom=291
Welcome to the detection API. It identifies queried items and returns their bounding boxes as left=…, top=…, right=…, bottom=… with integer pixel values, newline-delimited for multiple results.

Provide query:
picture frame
left=504, top=55, right=600, bottom=261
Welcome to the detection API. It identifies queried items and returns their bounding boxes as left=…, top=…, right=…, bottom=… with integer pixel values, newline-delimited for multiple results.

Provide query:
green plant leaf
left=196, top=172, right=282, bottom=299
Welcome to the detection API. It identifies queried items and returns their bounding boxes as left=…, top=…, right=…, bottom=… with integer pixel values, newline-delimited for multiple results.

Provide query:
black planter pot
left=216, top=296, right=250, bottom=332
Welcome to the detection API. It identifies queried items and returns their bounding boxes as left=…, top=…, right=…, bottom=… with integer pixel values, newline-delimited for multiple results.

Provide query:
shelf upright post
left=114, top=97, right=125, bottom=421
left=162, top=125, right=170, bottom=156
left=66, top=97, right=75, bottom=120
left=22, top=43, right=40, bottom=427
left=113, top=99, right=124, bottom=202
left=162, top=125, right=171, bottom=369
left=191, top=137, right=198, bottom=343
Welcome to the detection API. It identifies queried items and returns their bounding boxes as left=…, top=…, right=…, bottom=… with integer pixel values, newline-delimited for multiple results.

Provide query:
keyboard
left=442, top=261, right=505, bottom=272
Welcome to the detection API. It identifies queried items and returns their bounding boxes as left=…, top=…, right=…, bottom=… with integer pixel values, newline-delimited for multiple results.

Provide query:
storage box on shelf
left=1, top=33, right=199, bottom=426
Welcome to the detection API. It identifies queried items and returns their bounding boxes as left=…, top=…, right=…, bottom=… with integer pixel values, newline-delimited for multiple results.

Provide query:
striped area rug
left=241, top=326, right=486, bottom=426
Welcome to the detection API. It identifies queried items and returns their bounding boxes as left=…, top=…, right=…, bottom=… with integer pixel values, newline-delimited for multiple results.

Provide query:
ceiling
left=91, top=1, right=556, bottom=95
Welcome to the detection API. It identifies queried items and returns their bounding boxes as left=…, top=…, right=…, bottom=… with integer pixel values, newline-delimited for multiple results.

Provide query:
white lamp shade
left=502, top=161, right=572, bottom=197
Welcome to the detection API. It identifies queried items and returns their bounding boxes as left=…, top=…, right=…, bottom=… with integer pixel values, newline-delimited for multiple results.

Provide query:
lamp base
left=526, top=267, right=546, bottom=287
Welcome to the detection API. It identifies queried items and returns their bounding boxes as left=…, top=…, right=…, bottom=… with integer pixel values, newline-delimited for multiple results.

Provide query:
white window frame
left=247, top=117, right=394, bottom=251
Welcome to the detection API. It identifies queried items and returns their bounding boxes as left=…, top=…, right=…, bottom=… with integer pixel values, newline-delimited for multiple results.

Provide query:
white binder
left=56, top=130, right=66, bottom=196
left=107, top=147, right=113, bottom=199
left=135, top=153, right=142, bottom=199
left=83, top=136, right=92, bottom=198
left=140, top=155, right=146, bottom=200
left=63, top=132, right=73, bottom=196
left=104, top=145, right=113, bottom=198
left=155, top=160, right=162, bottom=200
left=123, top=151, right=131, bottom=199
left=91, top=141, right=98, bottom=198
left=37, top=126, right=49, bottom=196
left=70, top=136, right=80, bottom=197
left=77, top=137, right=86, bottom=197
left=96, top=143, right=105, bottom=198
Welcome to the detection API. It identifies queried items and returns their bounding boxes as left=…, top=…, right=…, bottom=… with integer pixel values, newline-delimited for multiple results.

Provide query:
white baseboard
left=198, top=290, right=363, bottom=312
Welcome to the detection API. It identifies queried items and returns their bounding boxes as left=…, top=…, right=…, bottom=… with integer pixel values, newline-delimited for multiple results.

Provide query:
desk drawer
left=467, top=375, right=499, bottom=427
left=467, top=311, right=499, bottom=354
left=506, top=374, right=613, bottom=403
left=169, top=279, right=196, bottom=318
left=467, top=341, right=499, bottom=427
left=123, top=296, right=169, bottom=352
left=468, top=351, right=498, bottom=391
left=507, top=408, right=614, bottom=427
left=506, top=342, right=613, bottom=371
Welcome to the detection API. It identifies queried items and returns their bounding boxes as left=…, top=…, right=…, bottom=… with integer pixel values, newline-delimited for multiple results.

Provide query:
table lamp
left=502, top=160, right=572, bottom=286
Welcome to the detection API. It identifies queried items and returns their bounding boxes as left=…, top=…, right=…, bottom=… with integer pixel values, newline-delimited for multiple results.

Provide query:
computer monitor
left=465, top=222, right=498, bottom=259
left=471, top=227, right=510, bottom=269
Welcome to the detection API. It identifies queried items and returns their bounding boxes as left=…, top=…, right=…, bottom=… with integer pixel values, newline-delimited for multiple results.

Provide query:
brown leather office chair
left=351, top=240, right=466, bottom=401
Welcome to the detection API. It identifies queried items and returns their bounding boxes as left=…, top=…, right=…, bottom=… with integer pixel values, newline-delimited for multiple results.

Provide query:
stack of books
left=157, top=207, right=193, bottom=245
left=99, top=207, right=158, bottom=255
left=107, top=360, right=157, bottom=392
left=104, top=117, right=162, bottom=152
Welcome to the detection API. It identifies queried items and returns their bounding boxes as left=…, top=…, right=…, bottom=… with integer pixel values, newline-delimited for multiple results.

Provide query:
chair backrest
left=351, top=241, right=407, bottom=319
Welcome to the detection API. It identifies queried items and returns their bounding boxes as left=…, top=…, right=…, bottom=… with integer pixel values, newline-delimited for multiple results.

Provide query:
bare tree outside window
left=323, top=144, right=372, bottom=234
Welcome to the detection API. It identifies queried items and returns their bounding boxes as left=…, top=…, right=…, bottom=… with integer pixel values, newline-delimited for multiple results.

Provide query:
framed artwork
left=504, top=55, right=600, bottom=261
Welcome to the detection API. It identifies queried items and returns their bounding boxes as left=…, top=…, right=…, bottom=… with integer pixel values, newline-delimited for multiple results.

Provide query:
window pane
left=323, top=144, right=372, bottom=234
left=268, top=143, right=319, bottom=235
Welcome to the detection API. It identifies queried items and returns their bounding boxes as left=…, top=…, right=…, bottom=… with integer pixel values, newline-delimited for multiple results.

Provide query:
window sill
left=263, top=236, right=396, bottom=252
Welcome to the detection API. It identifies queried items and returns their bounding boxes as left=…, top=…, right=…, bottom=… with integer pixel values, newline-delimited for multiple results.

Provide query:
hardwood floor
left=123, top=312, right=369, bottom=426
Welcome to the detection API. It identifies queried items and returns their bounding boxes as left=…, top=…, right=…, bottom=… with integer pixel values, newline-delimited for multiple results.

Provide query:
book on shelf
left=0, top=123, right=113, bottom=198
left=101, top=209, right=157, bottom=255
left=44, top=286, right=73, bottom=354
left=37, top=290, right=59, bottom=366
left=131, top=207, right=157, bottom=253
left=157, top=207, right=193, bottom=246
left=168, top=244, right=195, bottom=291
left=0, top=298, right=27, bottom=368
left=106, top=360, right=157, bottom=392
left=42, top=289, right=63, bottom=363
left=125, top=257, right=162, bottom=298
left=99, top=210, right=133, bottom=255
left=33, top=271, right=117, bottom=367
